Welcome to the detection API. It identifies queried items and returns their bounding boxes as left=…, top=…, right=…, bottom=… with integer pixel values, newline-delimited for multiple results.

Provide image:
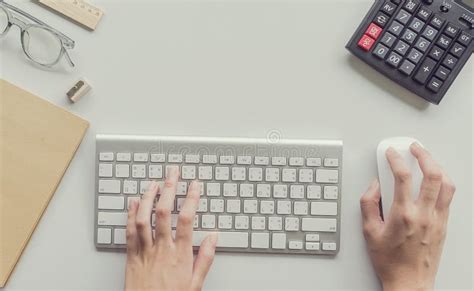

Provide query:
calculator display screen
left=455, top=0, right=474, bottom=11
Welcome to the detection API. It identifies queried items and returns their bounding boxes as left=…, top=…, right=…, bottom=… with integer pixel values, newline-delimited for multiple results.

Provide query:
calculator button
left=365, top=23, right=383, bottom=40
left=395, top=9, right=412, bottom=25
left=458, top=32, right=472, bottom=47
left=386, top=52, right=403, bottom=68
left=374, top=12, right=390, bottom=28
left=373, top=44, right=390, bottom=59
left=435, top=66, right=450, bottom=81
left=436, top=35, right=452, bottom=49
left=358, top=35, right=376, bottom=51
left=430, top=15, right=445, bottom=29
left=409, top=18, right=425, bottom=33
left=428, top=46, right=444, bottom=61
left=427, top=77, right=443, bottom=93
left=442, top=54, right=458, bottom=70
left=381, top=32, right=397, bottom=47
left=388, top=21, right=405, bottom=36
left=399, top=60, right=416, bottom=76
left=391, top=0, right=402, bottom=4
left=414, top=37, right=430, bottom=52
left=444, top=23, right=460, bottom=38
left=414, top=57, right=437, bottom=84
left=394, top=40, right=410, bottom=55
left=407, top=48, right=423, bottom=64
left=417, top=6, right=432, bottom=21
left=403, top=0, right=420, bottom=13
left=422, top=25, right=438, bottom=41
left=381, top=1, right=397, bottom=16
left=450, top=43, right=465, bottom=58
left=402, top=29, right=418, bottom=44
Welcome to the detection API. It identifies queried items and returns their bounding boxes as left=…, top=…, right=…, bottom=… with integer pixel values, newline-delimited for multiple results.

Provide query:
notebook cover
left=0, top=79, right=89, bottom=287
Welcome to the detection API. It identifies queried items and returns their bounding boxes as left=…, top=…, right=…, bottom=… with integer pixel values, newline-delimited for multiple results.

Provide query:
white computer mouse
left=377, top=137, right=423, bottom=219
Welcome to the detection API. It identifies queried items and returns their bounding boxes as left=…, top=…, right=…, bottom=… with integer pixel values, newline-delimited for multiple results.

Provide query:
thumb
left=360, top=179, right=383, bottom=240
left=191, top=233, right=218, bottom=291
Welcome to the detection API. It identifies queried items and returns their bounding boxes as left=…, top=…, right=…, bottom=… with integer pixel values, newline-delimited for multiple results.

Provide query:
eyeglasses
left=0, top=0, right=75, bottom=68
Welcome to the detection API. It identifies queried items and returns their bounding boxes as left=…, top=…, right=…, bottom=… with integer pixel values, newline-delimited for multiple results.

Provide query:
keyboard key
left=427, top=77, right=443, bottom=93
left=235, top=216, right=249, bottom=229
left=98, top=180, right=121, bottom=194
left=306, top=234, right=320, bottom=242
left=285, top=217, right=300, bottom=231
left=168, top=154, right=183, bottom=163
left=380, top=32, right=397, bottom=47
left=429, top=46, right=445, bottom=61
left=444, top=23, right=459, bottom=38
left=458, top=32, right=472, bottom=47
left=220, top=156, right=235, bottom=164
left=123, top=180, right=138, bottom=194
left=273, top=184, right=288, bottom=198
left=98, top=196, right=124, bottom=210
left=409, top=17, right=425, bottom=33
left=435, top=66, right=450, bottom=81
left=114, top=229, right=126, bottom=245
left=193, top=231, right=249, bottom=248
left=243, top=200, right=258, bottom=213
left=414, top=57, right=437, bottom=84
left=395, top=9, right=411, bottom=25
left=249, top=168, right=263, bottom=181
left=394, top=40, right=409, bottom=56
left=201, top=215, right=216, bottom=229
left=215, top=167, right=230, bottom=180
left=373, top=43, right=389, bottom=59
left=268, top=217, right=283, bottom=230
left=98, top=163, right=113, bottom=177
left=198, top=166, right=213, bottom=180
left=289, top=157, right=305, bottom=166
left=240, top=184, right=254, bottom=197
left=403, top=0, right=419, bottom=13
left=322, top=242, right=337, bottom=251
left=99, top=152, right=114, bottom=161
left=256, top=184, right=271, bottom=198
left=197, top=199, right=208, bottom=212
left=116, top=152, right=131, bottom=162
left=290, top=185, right=305, bottom=199
left=139, top=180, right=152, bottom=194
left=210, top=199, right=225, bottom=213
left=265, top=168, right=280, bottom=182
left=185, top=154, right=200, bottom=163
left=97, top=228, right=111, bottom=244
left=148, top=165, right=163, bottom=179
left=324, top=158, right=339, bottom=167
left=289, top=241, right=303, bottom=250
left=150, top=153, right=165, bottom=163
left=422, top=25, right=438, bottom=41
left=374, top=12, right=389, bottom=28
left=237, top=156, right=252, bottom=165
left=203, top=155, right=218, bottom=164
left=307, top=185, right=322, bottom=199
left=311, top=202, right=338, bottom=216
left=272, top=233, right=287, bottom=249
left=260, top=201, right=275, bottom=214
left=324, top=186, right=339, bottom=200
left=132, top=164, right=146, bottom=178
left=407, top=48, right=423, bottom=64
left=271, top=157, right=287, bottom=166
left=399, top=60, right=416, bottom=76
left=251, top=216, right=266, bottom=230
left=365, top=23, right=383, bottom=39
left=114, top=164, right=129, bottom=178
left=316, top=169, right=339, bottom=183
left=226, top=199, right=241, bottom=213
left=381, top=1, right=397, bottom=15
left=306, top=242, right=320, bottom=251
left=207, top=183, right=221, bottom=196
left=414, top=37, right=430, bottom=52
left=402, top=29, right=417, bottom=44
left=254, top=156, right=269, bottom=165
left=176, top=182, right=187, bottom=196
left=98, top=212, right=127, bottom=226
left=133, top=153, right=148, bottom=162
left=277, top=200, right=292, bottom=215
left=302, top=218, right=337, bottom=232
left=436, top=34, right=452, bottom=49
left=388, top=21, right=404, bottom=36
left=306, top=157, right=322, bottom=167
left=299, top=169, right=314, bottom=183
left=442, top=54, right=458, bottom=70
left=430, top=15, right=445, bottom=29
left=251, top=233, right=270, bottom=249
left=294, top=201, right=309, bottom=215
left=417, top=6, right=432, bottom=21
left=358, top=35, right=375, bottom=51
left=232, top=167, right=246, bottom=181
left=223, top=183, right=238, bottom=197
left=282, top=168, right=297, bottom=182
left=450, top=42, right=466, bottom=58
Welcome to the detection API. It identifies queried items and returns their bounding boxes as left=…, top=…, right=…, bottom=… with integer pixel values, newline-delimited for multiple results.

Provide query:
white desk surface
left=1, top=0, right=472, bottom=290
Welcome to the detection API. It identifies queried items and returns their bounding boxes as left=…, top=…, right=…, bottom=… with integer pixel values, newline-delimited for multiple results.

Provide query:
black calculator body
left=346, top=0, right=473, bottom=105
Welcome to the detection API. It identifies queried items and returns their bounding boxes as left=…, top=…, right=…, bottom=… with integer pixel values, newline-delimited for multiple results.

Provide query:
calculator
left=346, top=0, right=473, bottom=105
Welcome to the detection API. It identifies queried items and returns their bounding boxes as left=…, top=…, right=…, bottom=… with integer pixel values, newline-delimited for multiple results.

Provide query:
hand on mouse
left=360, top=143, right=456, bottom=291
left=125, top=169, right=218, bottom=291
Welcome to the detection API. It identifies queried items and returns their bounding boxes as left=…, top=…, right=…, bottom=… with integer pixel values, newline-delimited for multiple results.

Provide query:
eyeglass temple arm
left=1, top=1, right=75, bottom=47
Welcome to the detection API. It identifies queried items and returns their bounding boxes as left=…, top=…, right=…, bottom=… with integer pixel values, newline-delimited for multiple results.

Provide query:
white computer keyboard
left=95, top=135, right=343, bottom=255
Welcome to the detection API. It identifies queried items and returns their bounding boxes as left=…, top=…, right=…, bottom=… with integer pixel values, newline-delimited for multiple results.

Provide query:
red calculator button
left=358, top=35, right=376, bottom=51
left=365, top=23, right=383, bottom=39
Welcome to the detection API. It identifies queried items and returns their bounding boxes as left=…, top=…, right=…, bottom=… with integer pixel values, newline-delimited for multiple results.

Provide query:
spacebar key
left=193, top=231, right=249, bottom=248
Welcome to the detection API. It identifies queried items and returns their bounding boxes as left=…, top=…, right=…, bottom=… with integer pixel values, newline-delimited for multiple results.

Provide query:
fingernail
left=411, top=142, right=421, bottom=149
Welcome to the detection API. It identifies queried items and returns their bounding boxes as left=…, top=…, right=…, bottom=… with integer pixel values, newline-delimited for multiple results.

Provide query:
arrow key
left=450, top=42, right=465, bottom=58
left=427, top=77, right=443, bottom=93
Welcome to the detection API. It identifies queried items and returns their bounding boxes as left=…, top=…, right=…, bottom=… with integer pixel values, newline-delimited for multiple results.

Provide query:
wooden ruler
left=38, top=0, right=104, bottom=31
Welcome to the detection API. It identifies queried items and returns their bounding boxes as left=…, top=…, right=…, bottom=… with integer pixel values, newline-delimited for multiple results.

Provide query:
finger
left=135, top=181, right=159, bottom=249
left=386, top=147, right=412, bottom=205
left=155, top=167, right=179, bottom=242
left=176, top=181, right=201, bottom=248
left=192, top=233, right=218, bottom=291
left=410, top=143, right=443, bottom=210
left=360, top=179, right=384, bottom=240
left=126, top=199, right=140, bottom=257
left=436, top=173, right=456, bottom=212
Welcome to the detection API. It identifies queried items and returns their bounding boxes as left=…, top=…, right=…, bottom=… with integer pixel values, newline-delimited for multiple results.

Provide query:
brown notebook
left=0, top=79, right=89, bottom=287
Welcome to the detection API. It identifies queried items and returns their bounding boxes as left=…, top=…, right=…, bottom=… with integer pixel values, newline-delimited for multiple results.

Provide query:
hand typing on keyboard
left=125, top=168, right=218, bottom=291
left=360, top=143, right=456, bottom=291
